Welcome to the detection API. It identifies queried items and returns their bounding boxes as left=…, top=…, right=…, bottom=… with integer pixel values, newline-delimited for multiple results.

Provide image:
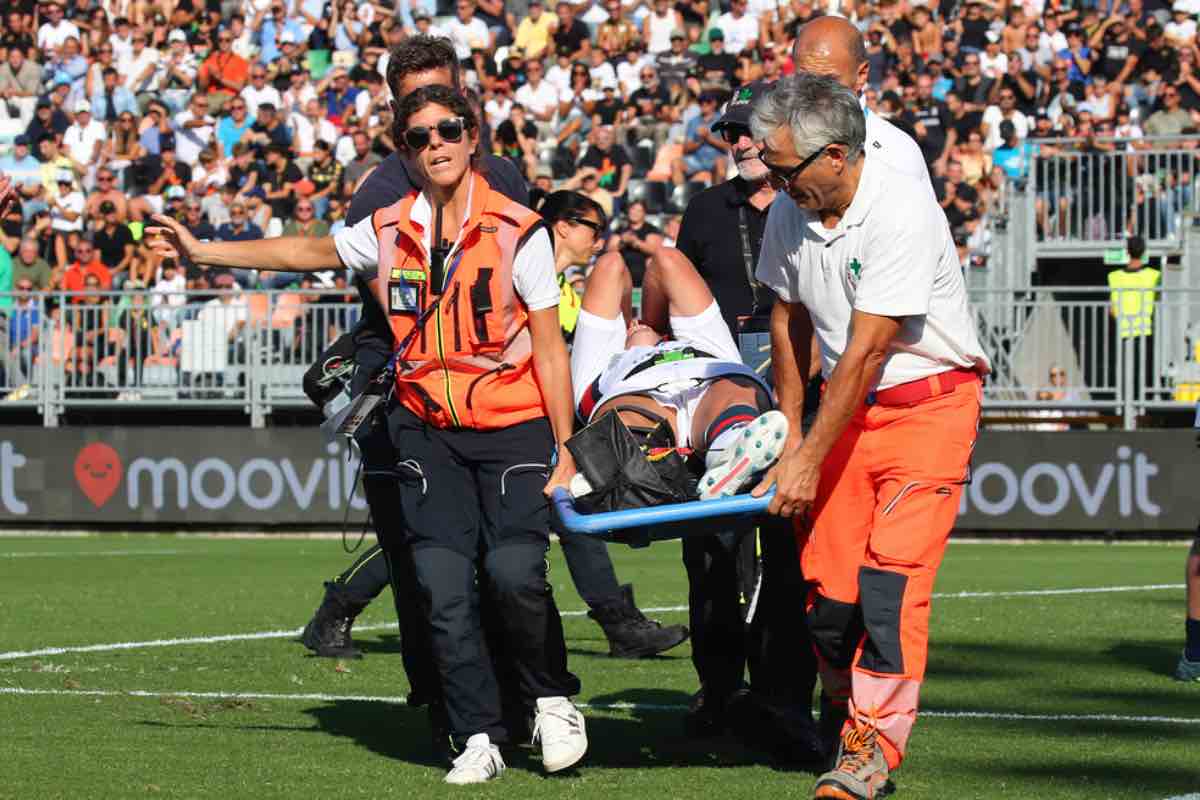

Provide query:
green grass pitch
left=0, top=536, right=1197, bottom=800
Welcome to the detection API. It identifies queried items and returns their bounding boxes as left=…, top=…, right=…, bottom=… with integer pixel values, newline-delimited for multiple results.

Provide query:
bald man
left=791, top=17, right=932, bottom=192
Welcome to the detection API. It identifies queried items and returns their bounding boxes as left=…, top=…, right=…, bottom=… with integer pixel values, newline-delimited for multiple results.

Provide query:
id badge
left=390, top=283, right=419, bottom=313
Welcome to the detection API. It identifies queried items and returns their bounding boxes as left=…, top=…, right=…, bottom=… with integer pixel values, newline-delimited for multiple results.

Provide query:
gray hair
left=749, top=73, right=866, bottom=164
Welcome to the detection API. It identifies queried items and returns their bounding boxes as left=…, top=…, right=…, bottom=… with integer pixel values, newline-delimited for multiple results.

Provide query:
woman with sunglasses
left=147, top=85, right=585, bottom=785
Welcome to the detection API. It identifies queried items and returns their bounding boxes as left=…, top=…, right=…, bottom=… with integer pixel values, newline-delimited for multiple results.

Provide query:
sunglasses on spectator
left=719, top=124, right=751, bottom=144
left=569, top=216, right=604, bottom=236
left=403, top=117, right=466, bottom=150
left=16, top=283, right=33, bottom=291
left=230, top=103, right=246, bottom=110
left=97, top=174, right=113, bottom=182
left=297, top=205, right=313, bottom=212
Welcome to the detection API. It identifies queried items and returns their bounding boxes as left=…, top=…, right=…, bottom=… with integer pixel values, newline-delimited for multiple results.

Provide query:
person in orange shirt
left=61, top=238, right=113, bottom=301
left=197, top=29, right=250, bottom=114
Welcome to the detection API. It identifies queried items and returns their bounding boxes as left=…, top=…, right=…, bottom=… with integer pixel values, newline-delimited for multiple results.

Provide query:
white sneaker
left=443, top=733, right=505, bottom=785
left=532, top=696, right=587, bottom=773
left=698, top=410, right=789, bottom=501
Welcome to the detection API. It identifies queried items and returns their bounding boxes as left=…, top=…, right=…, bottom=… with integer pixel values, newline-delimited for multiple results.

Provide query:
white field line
left=1, top=687, right=1199, bottom=728
left=0, top=584, right=1184, bottom=663
left=0, top=549, right=190, bottom=559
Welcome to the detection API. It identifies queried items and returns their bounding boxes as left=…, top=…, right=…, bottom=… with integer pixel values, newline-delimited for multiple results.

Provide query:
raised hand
left=147, top=213, right=203, bottom=263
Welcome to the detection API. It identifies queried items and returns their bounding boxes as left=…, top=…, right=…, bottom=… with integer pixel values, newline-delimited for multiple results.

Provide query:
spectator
left=657, top=29, right=696, bottom=92
left=63, top=238, right=112, bottom=297
left=495, top=103, right=540, bottom=180
left=247, top=103, right=293, bottom=155
left=132, top=137, right=191, bottom=219
left=216, top=201, right=263, bottom=244
left=340, top=131, right=381, bottom=195
left=26, top=101, right=71, bottom=146
left=262, top=143, right=304, bottom=221
left=903, top=73, right=953, bottom=172
left=715, top=0, right=760, bottom=56
left=49, top=171, right=85, bottom=234
left=982, top=87, right=1030, bottom=150
left=38, top=1, right=82, bottom=52
left=955, top=49, right=996, bottom=114
left=4, top=279, right=40, bottom=390
left=564, top=167, right=614, bottom=216
left=12, top=237, right=53, bottom=290
left=281, top=67, right=318, bottom=117
left=119, top=27, right=162, bottom=105
left=257, top=2, right=305, bottom=66
left=1091, top=14, right=1142, bottom=84
left=290, top=98, right=337, bottom=161
left=198, top=27, right=250, bottom=114
left=242, top=62, right=284, bottom=116
left=158, top=29, right=199, bottom=114
left=1166, top=1, right=1198, bottom=48
left=216, top=97, right=255, bottom=157
left=936, top=160, right=982, bottom=233
left=515, top=0, right=556, bottom=60
left=92, top=201, right=135, bottom=283
left=993, top=120, right=1036, bottom=180
left=173, top=94, right=218, bottom=167
left=606, top=199, right=662, bottom=285
left=111, top=285, right=157, bottom=396
left=628, top=65, right=672, bottom=148
left=698, top=29, right=738, bottom=89
left=0, top=137, right=43, bottom=206
left=150, top=257, right=187, bottom=327
left=90, top=67, right=138, bottom=122
left=305, top=141, right=343, bottom=219
left=85, top=168, right=129, bottom=222
left=672, top=90, right=727, bottom=185
left=1145, top=84, right=1194, bottom=134
left=554, top=2, right=592, bottom=60
left=0, top=47, right=42, bottom=128
left=578, top=124, right=632, bottom=211
left=316, top=68, right=359, bottom=126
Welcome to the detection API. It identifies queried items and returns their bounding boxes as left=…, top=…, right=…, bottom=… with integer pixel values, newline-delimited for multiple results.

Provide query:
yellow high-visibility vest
left=558, top=273, right=581, bottom=335
left=1107, top=267, right=1160, bottom=338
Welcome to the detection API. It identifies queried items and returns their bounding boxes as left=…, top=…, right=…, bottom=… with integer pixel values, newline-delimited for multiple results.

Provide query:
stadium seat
left=628, top=180, right=669, bottom=215
left=667, top=181, right=707, bottom=214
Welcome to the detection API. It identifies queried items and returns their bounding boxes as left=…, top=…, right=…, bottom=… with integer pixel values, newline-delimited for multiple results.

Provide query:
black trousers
left=388, top=406, right=580, bottom=744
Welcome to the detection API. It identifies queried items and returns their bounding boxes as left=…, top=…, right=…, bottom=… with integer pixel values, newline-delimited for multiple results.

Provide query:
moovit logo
left=74, top=443, right=123, bottom=508
left=960, top=446, right=1161, bottom=518
left=124, top=442, right=366, bottom=512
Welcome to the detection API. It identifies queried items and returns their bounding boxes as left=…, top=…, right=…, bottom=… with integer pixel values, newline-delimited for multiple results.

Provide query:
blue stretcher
left=550, top=488, right=775, bottom=548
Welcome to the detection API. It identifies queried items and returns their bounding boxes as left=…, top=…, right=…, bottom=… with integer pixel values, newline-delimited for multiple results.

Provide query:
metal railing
left=0, top=289, right=360, bottom=427
left=0, top=287, right=1196, bottom=428
left=1027, top=135, right=1200, bottom=256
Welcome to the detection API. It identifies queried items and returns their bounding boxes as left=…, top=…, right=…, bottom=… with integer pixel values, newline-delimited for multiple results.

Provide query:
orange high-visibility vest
left=371, top=172, right=547, bottom=430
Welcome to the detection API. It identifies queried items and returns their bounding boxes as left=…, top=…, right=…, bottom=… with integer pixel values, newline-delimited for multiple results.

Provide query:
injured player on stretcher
left=567, top=248, right=787, bottom=502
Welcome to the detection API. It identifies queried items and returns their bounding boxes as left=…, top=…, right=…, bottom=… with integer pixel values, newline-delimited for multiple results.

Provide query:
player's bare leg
left=581, top=251, right=634, bottom=325
left=641, top=247, right=717, bottom=334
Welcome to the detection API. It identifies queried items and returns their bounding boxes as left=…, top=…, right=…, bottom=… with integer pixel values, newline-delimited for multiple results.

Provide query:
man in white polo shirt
left=792, top=16, right=931, bottom=194
left=750, top=73, right=990, bottom=800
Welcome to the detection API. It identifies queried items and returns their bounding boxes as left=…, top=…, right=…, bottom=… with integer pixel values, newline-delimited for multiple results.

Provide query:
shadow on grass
left=1002, top=761, right=1200, bottom=796
left=1106, top=640, right=1183, bottom=676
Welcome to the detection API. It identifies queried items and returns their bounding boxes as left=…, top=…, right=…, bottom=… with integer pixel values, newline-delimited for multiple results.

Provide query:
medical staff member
left=148, top=85, right=586, bottom=786
left=751, top=74, right=990, bottom=800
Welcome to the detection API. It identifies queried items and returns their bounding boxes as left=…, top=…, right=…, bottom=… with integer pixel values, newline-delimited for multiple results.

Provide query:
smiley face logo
left=74, top=443, right=123, bottom=508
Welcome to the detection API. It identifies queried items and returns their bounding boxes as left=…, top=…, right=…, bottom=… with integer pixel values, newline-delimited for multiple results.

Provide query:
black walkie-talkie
left=430, top=203, right=450, bottom=294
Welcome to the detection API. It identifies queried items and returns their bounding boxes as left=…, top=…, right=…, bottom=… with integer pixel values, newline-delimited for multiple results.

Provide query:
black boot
left=683, top=684, right=736, bottom=737
left=726, top=689, right=823, bottom=767
left=301, top=582, right=364, bottom=659
left=587, top=584, right=690, bottom=659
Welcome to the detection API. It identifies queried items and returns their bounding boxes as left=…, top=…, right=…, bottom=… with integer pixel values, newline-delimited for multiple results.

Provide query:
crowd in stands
left=0, top=0, right=1198, bottom=396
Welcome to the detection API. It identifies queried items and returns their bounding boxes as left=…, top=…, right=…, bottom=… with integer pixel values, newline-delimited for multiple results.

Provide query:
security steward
left=149, top=86, right=588, bottom=786
left=661, top=80, right=820, bottom=763
left=1107, top=234, right=1160, bottom=397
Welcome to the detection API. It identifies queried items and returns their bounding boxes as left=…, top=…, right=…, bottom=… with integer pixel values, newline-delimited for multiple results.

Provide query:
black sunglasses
left=569, top=216, right=604, bottom=236
left=402, top=116, right=466, bottom=150
left=760, top=142, right=838, bottom=187
left=719, top=123, right=751, bottom=144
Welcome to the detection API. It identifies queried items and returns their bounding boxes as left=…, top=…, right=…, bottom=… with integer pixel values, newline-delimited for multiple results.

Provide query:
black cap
left=712, top=80, right=774, bottom=132
left=999, top=119, right=1016, bottom=138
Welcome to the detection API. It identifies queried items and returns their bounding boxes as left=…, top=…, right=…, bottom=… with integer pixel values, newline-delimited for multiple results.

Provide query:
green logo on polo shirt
left=848, top=258, right=862, bottom=279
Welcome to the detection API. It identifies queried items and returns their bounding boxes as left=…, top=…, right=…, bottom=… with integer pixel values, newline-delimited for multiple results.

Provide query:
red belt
left=869, top=368, right=981, bottom=407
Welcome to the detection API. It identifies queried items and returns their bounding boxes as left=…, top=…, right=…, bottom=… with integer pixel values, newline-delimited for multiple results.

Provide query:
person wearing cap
left=315, top=68, right=360, bottom=126
left=62, top=100, right=105, bottom=178
left=656, top=28, right=698, bottom=92
left=672, top=89, right=728, bottom=185
left=0, top=46, right=42, bottom=128
left=258, top=2, right=305, bottom=66
left=158, top=28, right=200, bottom=115
left=697, top=28, right=736, bottom=88
left=0, top=136, right=42, bottom=201
left=93, top=200, right=136, bottom=281
left=1166, top=0, right=1199, bottom=46
left=979, top=29, right=1007, bottom=79
left=515, top=0, right=555, bottom=60
left=752, top=73, right=990, bottom=800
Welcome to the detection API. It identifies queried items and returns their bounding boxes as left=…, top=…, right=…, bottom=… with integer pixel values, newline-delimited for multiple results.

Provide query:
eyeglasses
left=569, top=216, right=604, bottom=237
left=15, top=284, right=33, bottom=291
left=97, top=175, right=113, bottom=182
left=230, top=104, right=246, bottom=110
left=297, top=205, right=313, bottom=212
left=403, top=116, right=465, bottom=150
left=719, top=124, right=751, bottom=144
left=759, top=143, right=837, bottom=188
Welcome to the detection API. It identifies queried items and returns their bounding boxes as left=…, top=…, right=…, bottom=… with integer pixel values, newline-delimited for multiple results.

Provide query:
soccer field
left=1, top=536, right=1196, bottom=800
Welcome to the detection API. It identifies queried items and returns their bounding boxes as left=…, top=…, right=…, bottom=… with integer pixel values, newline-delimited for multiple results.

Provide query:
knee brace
left=807, top=593, right=863, bottom=670
left=857, top=566, right=908, bottom=674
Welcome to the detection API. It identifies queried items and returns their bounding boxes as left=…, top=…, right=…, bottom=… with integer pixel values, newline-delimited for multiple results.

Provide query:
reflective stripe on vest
left=372, top=173, right=547, bottom=430
left=1108, top=267, right=1160, bottom=339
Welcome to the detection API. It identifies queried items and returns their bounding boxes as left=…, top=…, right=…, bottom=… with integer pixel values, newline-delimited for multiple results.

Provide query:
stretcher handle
left=550, top=488, right=775, bottom=535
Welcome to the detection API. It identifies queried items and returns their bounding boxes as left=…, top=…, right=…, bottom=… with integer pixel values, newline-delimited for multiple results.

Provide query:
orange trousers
left=798, top=377, right=981, bottom=769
